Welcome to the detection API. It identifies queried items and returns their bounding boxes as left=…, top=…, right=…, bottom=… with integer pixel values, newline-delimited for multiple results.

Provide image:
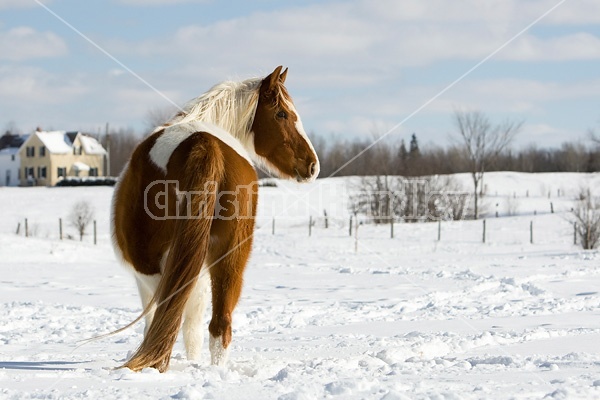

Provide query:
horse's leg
left=182, top=270, right=211, bottom=361
left=134, top=272, right=160, bottom=336
left=207, top=244, right=250, bottom=366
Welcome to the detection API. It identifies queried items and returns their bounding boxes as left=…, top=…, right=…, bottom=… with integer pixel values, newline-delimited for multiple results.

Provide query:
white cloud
left=0, top=65, right=86, bottom=103
left=109, top=0, right=599, bottom=92
left=0, top=27, right=67, bottom=61
left=502, top=33, right=600, bottom=61
left=543, top=0, right=600, bottom=25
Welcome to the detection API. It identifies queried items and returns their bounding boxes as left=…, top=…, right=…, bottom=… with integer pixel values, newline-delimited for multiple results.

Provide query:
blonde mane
left=160, top=77, right=264, bottom=144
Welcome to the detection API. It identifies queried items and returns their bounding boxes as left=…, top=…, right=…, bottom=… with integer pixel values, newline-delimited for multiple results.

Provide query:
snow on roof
left=73, top=161, right=90, bottom=171
left=35, top=131, right=72, bottom=154
left=0, top=147, right=19, bottom=156
left=78, top=134, right=107, bottom=155
left=30, top=131, right=107, bottom=155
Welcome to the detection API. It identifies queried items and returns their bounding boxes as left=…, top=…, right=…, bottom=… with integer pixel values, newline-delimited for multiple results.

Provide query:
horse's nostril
left=309, top=162, right=316, bottom=176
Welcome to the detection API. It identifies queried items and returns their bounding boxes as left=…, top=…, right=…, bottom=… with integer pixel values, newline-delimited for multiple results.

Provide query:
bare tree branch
left=453, top=110, right=522, bottom=219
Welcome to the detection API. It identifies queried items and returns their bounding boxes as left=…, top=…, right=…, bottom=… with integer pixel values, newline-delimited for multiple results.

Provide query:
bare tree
left=145, top=106, right=178, bottom=134
left=99, top=127, right=141, bottom=176
left=349, top=175, right=470, bottom=223
left=572, top=188, right=600, bottom=250
left=453, top=110, right=522, bottom=219
left=69, top=201, right=95, bottom=241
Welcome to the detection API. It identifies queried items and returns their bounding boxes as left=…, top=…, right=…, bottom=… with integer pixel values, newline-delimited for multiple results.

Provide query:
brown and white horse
left=111, top=66, right=319, bottom=372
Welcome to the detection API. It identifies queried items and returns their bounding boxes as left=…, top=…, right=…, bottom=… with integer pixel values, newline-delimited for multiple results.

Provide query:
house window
left=89, top=167, right=98, bottom=177
left=26, top=146, right=35, bottom=157
left=11, top=154, right=15, bottom=161
left=57, top=167, right=66, bottom=178
left=25, top=167, right=34, bottom=178
left=39, top=167, right=47, bottom=179
left=40, top=146, right=46, bottom=157
left=73, top=146, right=82, bottom=155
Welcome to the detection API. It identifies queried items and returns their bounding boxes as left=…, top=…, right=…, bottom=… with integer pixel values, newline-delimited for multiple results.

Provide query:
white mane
left=160, top=77, right=263, bottom=145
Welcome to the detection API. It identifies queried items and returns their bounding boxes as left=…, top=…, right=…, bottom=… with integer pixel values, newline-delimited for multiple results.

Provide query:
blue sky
left=1, top=0, right=599, bottom=149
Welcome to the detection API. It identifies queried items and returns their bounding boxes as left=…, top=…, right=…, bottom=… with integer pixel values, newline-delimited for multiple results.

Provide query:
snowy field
left=1, top=172, right=600, bottom=399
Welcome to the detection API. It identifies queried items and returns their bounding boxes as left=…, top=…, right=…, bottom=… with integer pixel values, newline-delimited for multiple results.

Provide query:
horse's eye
left=276, top=110, right=287, bottom=119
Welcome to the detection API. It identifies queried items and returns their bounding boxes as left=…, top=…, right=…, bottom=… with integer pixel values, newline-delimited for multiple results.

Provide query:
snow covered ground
left=1, top=172, right=600, bottom=399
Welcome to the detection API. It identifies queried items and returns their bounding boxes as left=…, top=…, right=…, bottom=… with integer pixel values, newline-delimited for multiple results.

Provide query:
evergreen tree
left=397, top=139, right=408, bottom=175
left=409, top=133, right=420, bottom=158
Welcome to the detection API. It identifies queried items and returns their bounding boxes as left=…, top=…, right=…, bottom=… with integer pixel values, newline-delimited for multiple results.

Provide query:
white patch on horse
left=209, top=334, right=230, bottom=366
left=284, top=99, right=320, bottom=182
left=134, top=272, right=160, bottom=336
left=183, top=270, right=210, bottom=361
left=148, top=121, right=253, bottom=173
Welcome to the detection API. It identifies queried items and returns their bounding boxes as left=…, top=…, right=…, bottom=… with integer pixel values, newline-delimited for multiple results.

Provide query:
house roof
left=78, top=134, right=107, bottom=155
left=35, top=131, right=72, bottom=154
left=0, top=133, right=29, bottom=150
left=0, top=147, right=19, bottom=156
left=27, top=131, right=107, bottom=155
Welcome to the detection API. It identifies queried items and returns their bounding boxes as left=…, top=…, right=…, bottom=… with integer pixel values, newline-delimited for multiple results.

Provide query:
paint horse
left=111, top=66, right=319, bottom=372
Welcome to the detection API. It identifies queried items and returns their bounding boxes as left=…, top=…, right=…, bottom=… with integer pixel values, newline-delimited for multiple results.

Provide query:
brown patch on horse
left=113, top=130, right=172, bottom=275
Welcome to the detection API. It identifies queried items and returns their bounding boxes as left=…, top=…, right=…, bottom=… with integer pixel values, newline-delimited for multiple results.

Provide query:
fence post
left=574, top=223, right=577, bottom=245
left=482, top=219, right=486, bottom=243
left=25, top=218, right=28, bottom=238
left=59, top=218, right=63, bottom=240
left=349, top=215, right=353, bottom=237
left=438, top=220, right=441, bottom=241
left=530, top=220, right=533, bottom=244
left=93, top=220, right=97, bottom=245
left=390, top=216, right=394, bottom=239
left=272, top=218, right=275, bottom=235
left=309, top=216, right=312, bottom=237
left=16, top=222, right=21, bottom=235
left=550, top=202, right=554, bottom=214
left=354, top=217, right=359, bottom=253
left=323, top=210, right=328, bottom=229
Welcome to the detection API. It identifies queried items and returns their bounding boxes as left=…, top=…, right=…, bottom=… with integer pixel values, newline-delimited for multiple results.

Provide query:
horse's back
left=112, top=123, right=257, bottom=275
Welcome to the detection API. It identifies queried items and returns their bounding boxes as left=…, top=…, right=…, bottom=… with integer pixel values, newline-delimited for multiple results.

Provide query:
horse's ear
left=266, top=66, right=283, bottom=93
left=279, top=67, right=288, bottom=84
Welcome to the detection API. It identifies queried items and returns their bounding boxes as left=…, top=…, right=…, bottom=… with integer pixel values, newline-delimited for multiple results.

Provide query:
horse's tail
left=121, top=138, right=223, bottom=372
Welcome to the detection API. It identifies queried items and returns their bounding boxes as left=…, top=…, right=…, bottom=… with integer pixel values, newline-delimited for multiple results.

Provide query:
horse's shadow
left=0, top=360, right=88, bottom=371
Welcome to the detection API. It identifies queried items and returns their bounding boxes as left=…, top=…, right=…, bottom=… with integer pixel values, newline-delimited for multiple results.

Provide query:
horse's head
left=251, top=66, right=320, bottom=183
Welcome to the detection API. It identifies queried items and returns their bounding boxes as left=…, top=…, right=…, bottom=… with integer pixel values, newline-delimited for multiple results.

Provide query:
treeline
left=309, top=133, right=600, bottom=178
